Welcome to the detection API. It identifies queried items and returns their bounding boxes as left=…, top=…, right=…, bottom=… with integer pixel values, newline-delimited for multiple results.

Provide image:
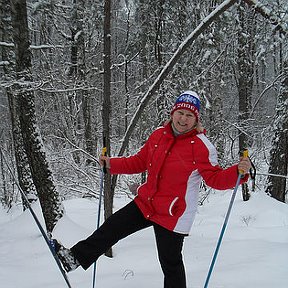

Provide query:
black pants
left=71, top=201, right=186, bottom=288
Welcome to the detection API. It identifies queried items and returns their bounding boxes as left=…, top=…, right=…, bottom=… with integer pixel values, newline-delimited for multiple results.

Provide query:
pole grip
left=242, top=149, right=249, bottom=158
left=239, top=149, right=249, bottom=175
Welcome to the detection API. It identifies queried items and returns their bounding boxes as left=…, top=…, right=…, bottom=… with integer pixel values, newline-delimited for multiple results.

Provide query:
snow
left=0, top=41, right=14, bottom=48
left=0, top=189, right=287, bottom=288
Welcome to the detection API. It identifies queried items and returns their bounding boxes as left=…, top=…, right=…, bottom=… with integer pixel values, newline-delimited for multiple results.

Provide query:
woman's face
left=171, top=109, right=197, bottom=134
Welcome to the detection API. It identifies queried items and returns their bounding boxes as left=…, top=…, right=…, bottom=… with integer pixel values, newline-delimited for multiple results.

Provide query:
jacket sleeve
left=197, top=138, right=248, bottom=189
left=109, top=140, right=149, bottom=175
left=199, top=164, right=248, bottom=190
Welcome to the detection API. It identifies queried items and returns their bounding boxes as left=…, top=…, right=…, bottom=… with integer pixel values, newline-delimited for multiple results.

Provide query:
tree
left=65, top=0, right=91, bottom=163
left=10, top=0, right=63, bottom=233
left=1, top=0, right=287, bottom=219
left=102, top=0, right=113, bottom=257
left=236, top=1, right=255, bottom=150
left=235, top=1, right=257, bottom=201
left=117, top=0, right=238, bottom=157
left=8, top=92, right=38, bottom=209
left=1, top=0, right=37, bottom=209
left=266, top=59, right=288, bottom=202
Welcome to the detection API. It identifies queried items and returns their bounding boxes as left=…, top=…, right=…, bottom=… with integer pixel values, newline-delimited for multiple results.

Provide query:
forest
left=0, top=0, right=287, bottom=237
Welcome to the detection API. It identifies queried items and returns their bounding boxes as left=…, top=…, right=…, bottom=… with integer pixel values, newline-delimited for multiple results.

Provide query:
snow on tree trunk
left=1, top=0, right=37, bottom=208
left=1, top=0, right=37, bottom=209
left=10, top=0, right=63, bottom=232
left=8, top=90, right=38, bottom=209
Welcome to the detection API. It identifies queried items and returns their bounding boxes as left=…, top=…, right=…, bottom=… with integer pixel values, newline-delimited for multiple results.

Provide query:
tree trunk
left=1, top=0, right=37, bottom=209
left=0, top=144, right=10, bottom=208
left=10, top=0, right=63, bottom=233
left=103, top=0, right=113, bottom=257
left=237, top=1, right=255, bottom=150
left=7, top=90, right=38, bottom=209
left=266, top=60, right=288, bottom=202
left=67, top=0, right=96, bottom=164
left=83, top=93, right=96, bottom=163
left=236, top=2, right=256, bottom=201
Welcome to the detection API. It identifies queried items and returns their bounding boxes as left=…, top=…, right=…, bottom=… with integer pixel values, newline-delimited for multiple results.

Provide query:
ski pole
left=203, top=150, right=248, bottom=288
left=0, top=146, right=72, bottom=288
left=92, top=139, right=107, bottom=288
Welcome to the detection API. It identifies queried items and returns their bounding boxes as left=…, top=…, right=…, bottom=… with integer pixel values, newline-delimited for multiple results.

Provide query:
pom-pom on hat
left=171, top=91, right=201, bottom=121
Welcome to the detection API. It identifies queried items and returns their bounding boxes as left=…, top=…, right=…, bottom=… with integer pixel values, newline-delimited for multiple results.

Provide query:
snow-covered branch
left=118, top=0, right=238, bottom=156
left=242, top=0, right=287, bottom=34
left=30, top=44, right=64, bottom=49
left=0, top=42, right=64, bottom=50
left=0, top=41, right=14, bottom=48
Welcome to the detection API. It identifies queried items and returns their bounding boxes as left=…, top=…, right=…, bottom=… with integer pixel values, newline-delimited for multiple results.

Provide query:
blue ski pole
left=92, top=141, right=107, bottom=288
left=203, top=150, right=248, bottom=288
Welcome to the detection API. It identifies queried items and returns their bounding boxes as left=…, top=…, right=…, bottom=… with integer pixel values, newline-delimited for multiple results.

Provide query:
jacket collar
left=164, top=121, right=199, bottom=139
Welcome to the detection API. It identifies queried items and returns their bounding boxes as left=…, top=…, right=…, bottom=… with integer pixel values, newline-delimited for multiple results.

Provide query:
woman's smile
left=172, top=109, right=197, bottom=134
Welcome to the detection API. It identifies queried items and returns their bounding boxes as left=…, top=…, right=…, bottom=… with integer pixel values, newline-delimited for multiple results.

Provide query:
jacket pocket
left=152, top=196, right=184, bottom=217
left=168, top=197, right=179, bottom=216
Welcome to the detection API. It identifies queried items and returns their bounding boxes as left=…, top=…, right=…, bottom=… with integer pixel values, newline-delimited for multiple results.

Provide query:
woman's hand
left=238, top=157, right=251, bottom=175
left=99, top=155, right=111, bottom=169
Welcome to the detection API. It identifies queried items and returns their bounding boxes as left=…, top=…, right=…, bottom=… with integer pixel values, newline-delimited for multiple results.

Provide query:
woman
left=54, top=90, right=251, bottom=288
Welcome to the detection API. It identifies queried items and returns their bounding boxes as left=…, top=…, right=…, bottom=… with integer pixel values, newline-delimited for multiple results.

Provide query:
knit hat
left=171, top=91, right=201, bottom=121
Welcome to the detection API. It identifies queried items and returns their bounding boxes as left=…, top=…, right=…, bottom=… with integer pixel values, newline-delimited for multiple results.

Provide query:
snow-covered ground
left=0, top=189, right=287, bottom=288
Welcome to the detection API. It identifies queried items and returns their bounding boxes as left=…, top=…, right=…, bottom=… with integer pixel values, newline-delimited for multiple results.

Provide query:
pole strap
left=248, top=156, right=256, bottom=191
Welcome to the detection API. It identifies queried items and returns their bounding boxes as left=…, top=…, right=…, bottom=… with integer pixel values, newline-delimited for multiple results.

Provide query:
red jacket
left=110, top=122, right=248, bottom=234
